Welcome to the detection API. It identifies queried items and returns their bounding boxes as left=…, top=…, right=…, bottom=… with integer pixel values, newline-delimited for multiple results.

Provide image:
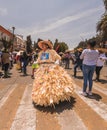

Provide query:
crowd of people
left=0, top=49, right=38, bottom=78
left=60, top=41, right=107, bottom=97
left=0, top=40, right=107, bottom=106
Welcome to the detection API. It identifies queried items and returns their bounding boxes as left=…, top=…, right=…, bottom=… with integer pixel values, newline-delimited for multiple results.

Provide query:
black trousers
left=95, top=66, right=103, bottom=80
left=3, top=63, right=9, bottom=72
left=74, top=63, right=82, bottom=76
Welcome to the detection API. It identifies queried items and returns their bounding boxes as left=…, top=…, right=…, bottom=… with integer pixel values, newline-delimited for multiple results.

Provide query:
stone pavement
left=0, top=64, right=107, bottom=130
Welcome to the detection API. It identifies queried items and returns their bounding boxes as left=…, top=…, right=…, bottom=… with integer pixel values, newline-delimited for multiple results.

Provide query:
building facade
left=0, top=25, right=13, bottom=41
left=0, top=25, right=13, bottom=49
left=15, top=35, right=26, bottom=51
left=0, top=25, right=26, bottom=51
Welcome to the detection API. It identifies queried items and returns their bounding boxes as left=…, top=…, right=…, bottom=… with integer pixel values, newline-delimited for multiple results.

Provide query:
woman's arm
left=100, top=56, right=107, bottom=60
left=51, top=50, right=61, bottom=61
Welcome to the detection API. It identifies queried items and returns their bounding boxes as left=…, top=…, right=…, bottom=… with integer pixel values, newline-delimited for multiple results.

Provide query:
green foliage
left=53, top=39, right=59, bottom=50
left=75, top=0, right=107, bottom=49
left=26, top=35, right=33, bottom=53
left=75, top=34, right=102, bottom=49
left=97, top=14, right=107, bottom=41
left=0, top=38, right=12, bottom=50
left=96, top=0, right=107, bottom=42
left=53, top=39, right=68, bottom=53
left=103, top=0, right=107, bottom=10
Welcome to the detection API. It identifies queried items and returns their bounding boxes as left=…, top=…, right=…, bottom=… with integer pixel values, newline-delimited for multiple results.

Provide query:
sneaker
left=31, top=75, right=34, bottom=79
left=80, top=92, right=87, bottom=96
left=95, top=79, right=101, bottom=82
left=88, top=91, right=93, bottom=96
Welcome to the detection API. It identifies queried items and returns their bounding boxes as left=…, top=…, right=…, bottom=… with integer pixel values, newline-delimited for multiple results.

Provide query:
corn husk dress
left=32, top=49, right=74, bottom=106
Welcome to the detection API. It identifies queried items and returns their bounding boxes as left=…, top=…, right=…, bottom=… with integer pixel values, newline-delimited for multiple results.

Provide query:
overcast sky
left=0, top=0, right=105, bottom=49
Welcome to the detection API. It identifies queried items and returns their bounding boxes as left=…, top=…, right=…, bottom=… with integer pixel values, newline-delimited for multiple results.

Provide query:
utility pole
left=12, top=26, right=15, bottom=51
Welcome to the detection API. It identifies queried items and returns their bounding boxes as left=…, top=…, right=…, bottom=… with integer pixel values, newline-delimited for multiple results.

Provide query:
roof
left=0, top=25, right=13, bottom=37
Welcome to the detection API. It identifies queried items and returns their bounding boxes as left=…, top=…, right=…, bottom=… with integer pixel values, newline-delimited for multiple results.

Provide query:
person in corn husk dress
left=32, top=40, right=74, bottom=107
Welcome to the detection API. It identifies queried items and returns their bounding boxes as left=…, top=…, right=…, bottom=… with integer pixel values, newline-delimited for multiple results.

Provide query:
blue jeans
left=82, top=64, right=96, bottom=92
left=22, top=61, right=28, bottom=75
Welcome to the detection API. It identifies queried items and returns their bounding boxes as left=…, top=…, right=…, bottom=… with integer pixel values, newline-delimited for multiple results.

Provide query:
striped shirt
left=80, top=49, right=99, bottom=66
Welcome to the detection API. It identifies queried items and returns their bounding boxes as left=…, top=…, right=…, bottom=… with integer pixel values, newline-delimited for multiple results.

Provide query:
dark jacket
left=74, top=51, right=83, bottom=65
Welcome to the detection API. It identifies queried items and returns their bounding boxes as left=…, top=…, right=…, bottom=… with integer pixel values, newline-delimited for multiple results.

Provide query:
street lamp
left=12, top=26, right=15, bottom=51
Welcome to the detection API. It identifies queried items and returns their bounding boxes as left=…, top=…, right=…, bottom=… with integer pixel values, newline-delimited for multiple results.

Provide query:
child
left=31, top=57, right=39, bottom=79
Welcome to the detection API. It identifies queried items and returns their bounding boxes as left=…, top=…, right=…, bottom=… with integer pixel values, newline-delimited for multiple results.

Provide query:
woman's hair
left=88, top=40, right=96, bottom=47
left=23, top=51, right=27, bottom=58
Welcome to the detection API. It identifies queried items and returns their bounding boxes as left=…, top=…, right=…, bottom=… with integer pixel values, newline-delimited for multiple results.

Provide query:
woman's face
left=42, top=44, right=48, bottom=51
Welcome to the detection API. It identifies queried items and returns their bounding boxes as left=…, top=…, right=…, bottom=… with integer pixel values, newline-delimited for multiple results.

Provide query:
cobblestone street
left=0, top=64, right=107, bottom=130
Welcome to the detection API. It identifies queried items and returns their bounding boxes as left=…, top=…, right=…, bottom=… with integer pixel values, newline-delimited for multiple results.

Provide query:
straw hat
left=97, top=48, right=107, bottom=53
left=65, top=50, right=71, bottom=53
left=38, top=40, right=53, bottom=49
left=77, top=48, right=83, bottom=52
left=59, top=52, right=64, bottom=55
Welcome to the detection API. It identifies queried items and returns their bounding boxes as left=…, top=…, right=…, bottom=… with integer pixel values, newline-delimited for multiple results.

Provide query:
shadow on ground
left=87, top=93, right=102, bottom=101
left=20, top=74, right=31, bottom=77
left=93, top=79, right=107, bottom=84
left=0, top=72, right=3, bottom=78
left=76, top=76, right=83, bottom=79
left=100, top=79, right=107, bottom=84
left=33, top=97, right=76, bottom=114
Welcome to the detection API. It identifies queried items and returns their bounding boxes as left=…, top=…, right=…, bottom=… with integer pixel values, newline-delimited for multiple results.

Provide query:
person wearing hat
left=32, top=40, right=74, bottom=106
left=64, top=51, right=71, bottom=69
left=73, top=48, right=83, bottom=77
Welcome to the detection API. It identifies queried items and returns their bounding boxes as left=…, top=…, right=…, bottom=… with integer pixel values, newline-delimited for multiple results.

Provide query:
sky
left=0, top=0, right=105, bottom=49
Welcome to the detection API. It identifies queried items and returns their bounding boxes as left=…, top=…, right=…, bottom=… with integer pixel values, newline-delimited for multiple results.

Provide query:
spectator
left=21, top=51, right=28, bottom=76
left=95, top=49, right=107, bottom=82
left=80, top=41, right=99, bottom=96
left=9, top=52, right=13, bottom=69
left=73, top=48, right=83, bottom=78
left=1, top=49, right=10, bottom=78
left=31, top=60, right=39, bottom=79
left=64, top=51, right=71, bottom=69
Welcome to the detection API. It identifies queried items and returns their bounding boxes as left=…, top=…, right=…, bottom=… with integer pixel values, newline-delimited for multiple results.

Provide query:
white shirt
left=80, top=49, right=99, bottom=65
left=96, top=53, right=107, bottom=66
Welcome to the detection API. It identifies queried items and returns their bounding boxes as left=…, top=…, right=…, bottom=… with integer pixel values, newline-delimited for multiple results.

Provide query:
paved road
left=0, top=64, right=107, bottom=130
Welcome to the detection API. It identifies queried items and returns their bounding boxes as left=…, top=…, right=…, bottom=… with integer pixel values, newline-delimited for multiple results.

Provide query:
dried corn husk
left=32, top=64, right=74, bottom=107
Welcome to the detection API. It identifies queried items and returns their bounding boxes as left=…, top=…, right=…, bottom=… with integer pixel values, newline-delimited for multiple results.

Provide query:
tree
left=53, top=39, right=59, bottom=50
left=59, top=42, right=68, bottom=52
left=75, top=34, right=102, bottom=49
left=0, top=37, right=12, bottom=50
left=104, top=0, right=107, bottom=10
left=97, top=0, right=107, bottom=42
left=97, top=14, right=107, bottom=41
left=26, top=35, right=33, bottom=53
left=53, top=39, right=68, bottom=53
